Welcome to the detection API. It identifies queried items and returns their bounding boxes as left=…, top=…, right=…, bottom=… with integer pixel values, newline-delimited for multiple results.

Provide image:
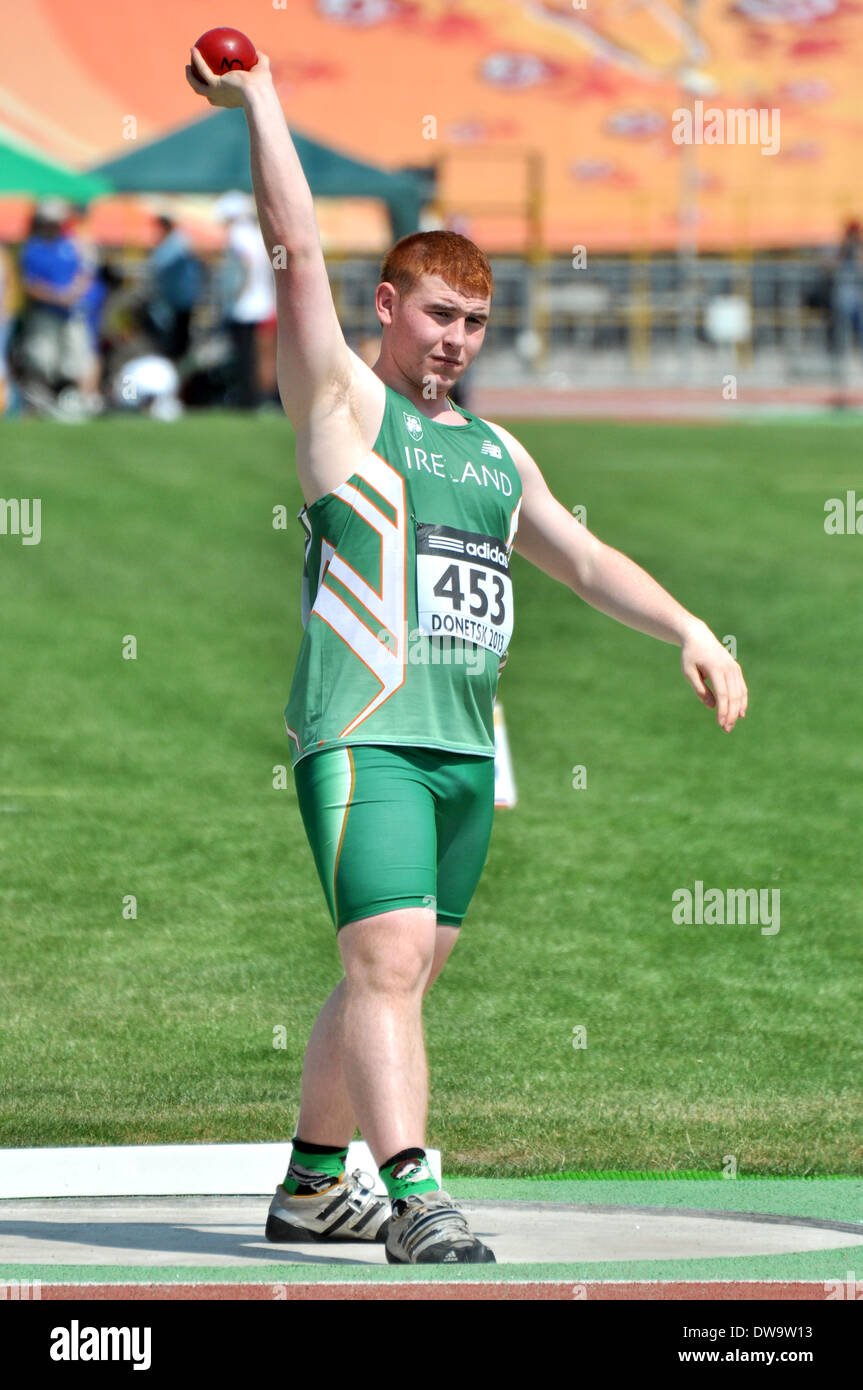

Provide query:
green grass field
left=1, top=411, right=860, bottom=1176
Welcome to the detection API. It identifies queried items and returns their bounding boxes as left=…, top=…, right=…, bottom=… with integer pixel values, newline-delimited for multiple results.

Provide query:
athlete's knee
left=338, top=906, right=437, bottom=994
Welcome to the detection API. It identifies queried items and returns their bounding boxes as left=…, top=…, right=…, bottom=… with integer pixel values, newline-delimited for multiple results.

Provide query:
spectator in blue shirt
left=16, top=199, right=99, bottom=403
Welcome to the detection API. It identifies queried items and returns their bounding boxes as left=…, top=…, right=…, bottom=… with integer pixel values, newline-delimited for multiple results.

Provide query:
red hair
left=380, top=230, right=493, bottom=303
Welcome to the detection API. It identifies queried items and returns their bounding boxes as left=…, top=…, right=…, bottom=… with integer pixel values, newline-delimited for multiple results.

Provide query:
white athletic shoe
left=385, top=1189, right=496, bottom=1263
left=265, top=1169, right=391, bottom=1244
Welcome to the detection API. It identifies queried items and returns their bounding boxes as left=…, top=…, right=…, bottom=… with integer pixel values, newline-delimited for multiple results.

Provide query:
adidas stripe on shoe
left=265, top=1169, right=391, bottom=1243
left=385, top=1189, right=496, bottom=1264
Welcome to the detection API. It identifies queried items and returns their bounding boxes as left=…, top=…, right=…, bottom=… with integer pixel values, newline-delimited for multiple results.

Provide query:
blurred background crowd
left=2, top=186, right=860, bottom=423
left=0, top=191, right=285, bottom=422
left=2, top=1, right=863, bottom=423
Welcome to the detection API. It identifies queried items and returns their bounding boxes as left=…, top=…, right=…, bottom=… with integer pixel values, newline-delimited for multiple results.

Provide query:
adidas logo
left=443, top=1251, right=459, bottom=1262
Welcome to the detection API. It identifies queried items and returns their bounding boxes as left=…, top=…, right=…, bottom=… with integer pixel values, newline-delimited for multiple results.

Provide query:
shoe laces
left=397, top=1190, right=465, bottom=1217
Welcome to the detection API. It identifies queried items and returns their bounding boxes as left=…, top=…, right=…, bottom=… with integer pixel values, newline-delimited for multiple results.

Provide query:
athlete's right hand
left=185, top=47, right=273, bottom=109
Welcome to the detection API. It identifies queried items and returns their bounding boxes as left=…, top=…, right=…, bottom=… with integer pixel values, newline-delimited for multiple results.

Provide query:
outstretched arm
left=492, top=421, right=748, bottom=733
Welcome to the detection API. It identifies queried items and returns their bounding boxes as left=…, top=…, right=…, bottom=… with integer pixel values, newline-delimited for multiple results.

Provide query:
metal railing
left=323, top=253, right=860, bottom=386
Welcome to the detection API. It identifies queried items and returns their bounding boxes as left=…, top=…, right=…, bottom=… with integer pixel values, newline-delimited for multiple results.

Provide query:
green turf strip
left=2, top=1249, right=861, bottom=1285
left=442, top=1176, right=863, bottom=1223
left=520, top=1171, right=853, bottom=1181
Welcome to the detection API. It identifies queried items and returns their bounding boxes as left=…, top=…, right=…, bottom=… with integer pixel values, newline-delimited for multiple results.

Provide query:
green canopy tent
left=89, top=107, right=427, bottom=241
left=0, top=127, right=113, bottom=198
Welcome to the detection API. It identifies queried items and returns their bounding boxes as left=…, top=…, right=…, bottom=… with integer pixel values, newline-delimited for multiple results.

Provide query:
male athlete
left=188, top=49, right=748, bottom=1264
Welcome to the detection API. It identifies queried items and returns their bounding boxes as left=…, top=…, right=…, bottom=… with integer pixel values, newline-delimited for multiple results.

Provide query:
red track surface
left=36, top=1281, right=828, bottom=1301
left=472, top=386, right=863, bottom=420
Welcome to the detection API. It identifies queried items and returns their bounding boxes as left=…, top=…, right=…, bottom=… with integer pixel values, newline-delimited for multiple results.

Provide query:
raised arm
left=186, top=47, right=354, bottom=426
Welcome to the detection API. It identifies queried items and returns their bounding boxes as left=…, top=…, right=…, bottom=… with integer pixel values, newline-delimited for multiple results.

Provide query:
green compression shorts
left=292, top=743, right=496, bottom=931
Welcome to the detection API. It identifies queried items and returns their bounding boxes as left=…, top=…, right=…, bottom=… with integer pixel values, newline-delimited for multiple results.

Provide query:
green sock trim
left=379, top=1152, right=440, bottom=1202
left=283, top=1141, right=349, bottom=1194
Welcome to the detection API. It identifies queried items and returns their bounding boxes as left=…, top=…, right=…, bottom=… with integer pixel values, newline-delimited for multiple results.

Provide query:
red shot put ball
left=193, top=28, right=258, bottom=76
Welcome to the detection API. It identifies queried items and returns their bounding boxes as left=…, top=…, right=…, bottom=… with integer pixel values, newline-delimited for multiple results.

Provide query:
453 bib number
left=415, top=521, right=513, bottom=658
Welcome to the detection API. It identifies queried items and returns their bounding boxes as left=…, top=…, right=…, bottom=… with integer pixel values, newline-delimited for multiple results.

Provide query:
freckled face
left=393, top=274, right=490, bottom=390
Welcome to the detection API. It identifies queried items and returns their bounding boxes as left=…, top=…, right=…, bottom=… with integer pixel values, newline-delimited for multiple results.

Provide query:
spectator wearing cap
left=214, top=191, right=277, bottom=410
left=16, top=199, right=100, bottom=406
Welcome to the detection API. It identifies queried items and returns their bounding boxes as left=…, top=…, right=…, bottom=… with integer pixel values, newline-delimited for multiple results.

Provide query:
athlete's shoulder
left=480, top=417, right=519, bottom=446
left=477, top=418, right=536, bottom=481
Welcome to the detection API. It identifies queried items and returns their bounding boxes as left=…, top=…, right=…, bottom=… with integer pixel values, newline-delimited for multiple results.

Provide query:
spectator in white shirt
left=214, top=191, right=276, bottom=410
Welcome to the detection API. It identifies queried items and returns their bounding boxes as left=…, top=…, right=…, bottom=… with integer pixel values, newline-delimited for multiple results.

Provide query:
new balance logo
left=481, top=440, right=502, bottom=458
